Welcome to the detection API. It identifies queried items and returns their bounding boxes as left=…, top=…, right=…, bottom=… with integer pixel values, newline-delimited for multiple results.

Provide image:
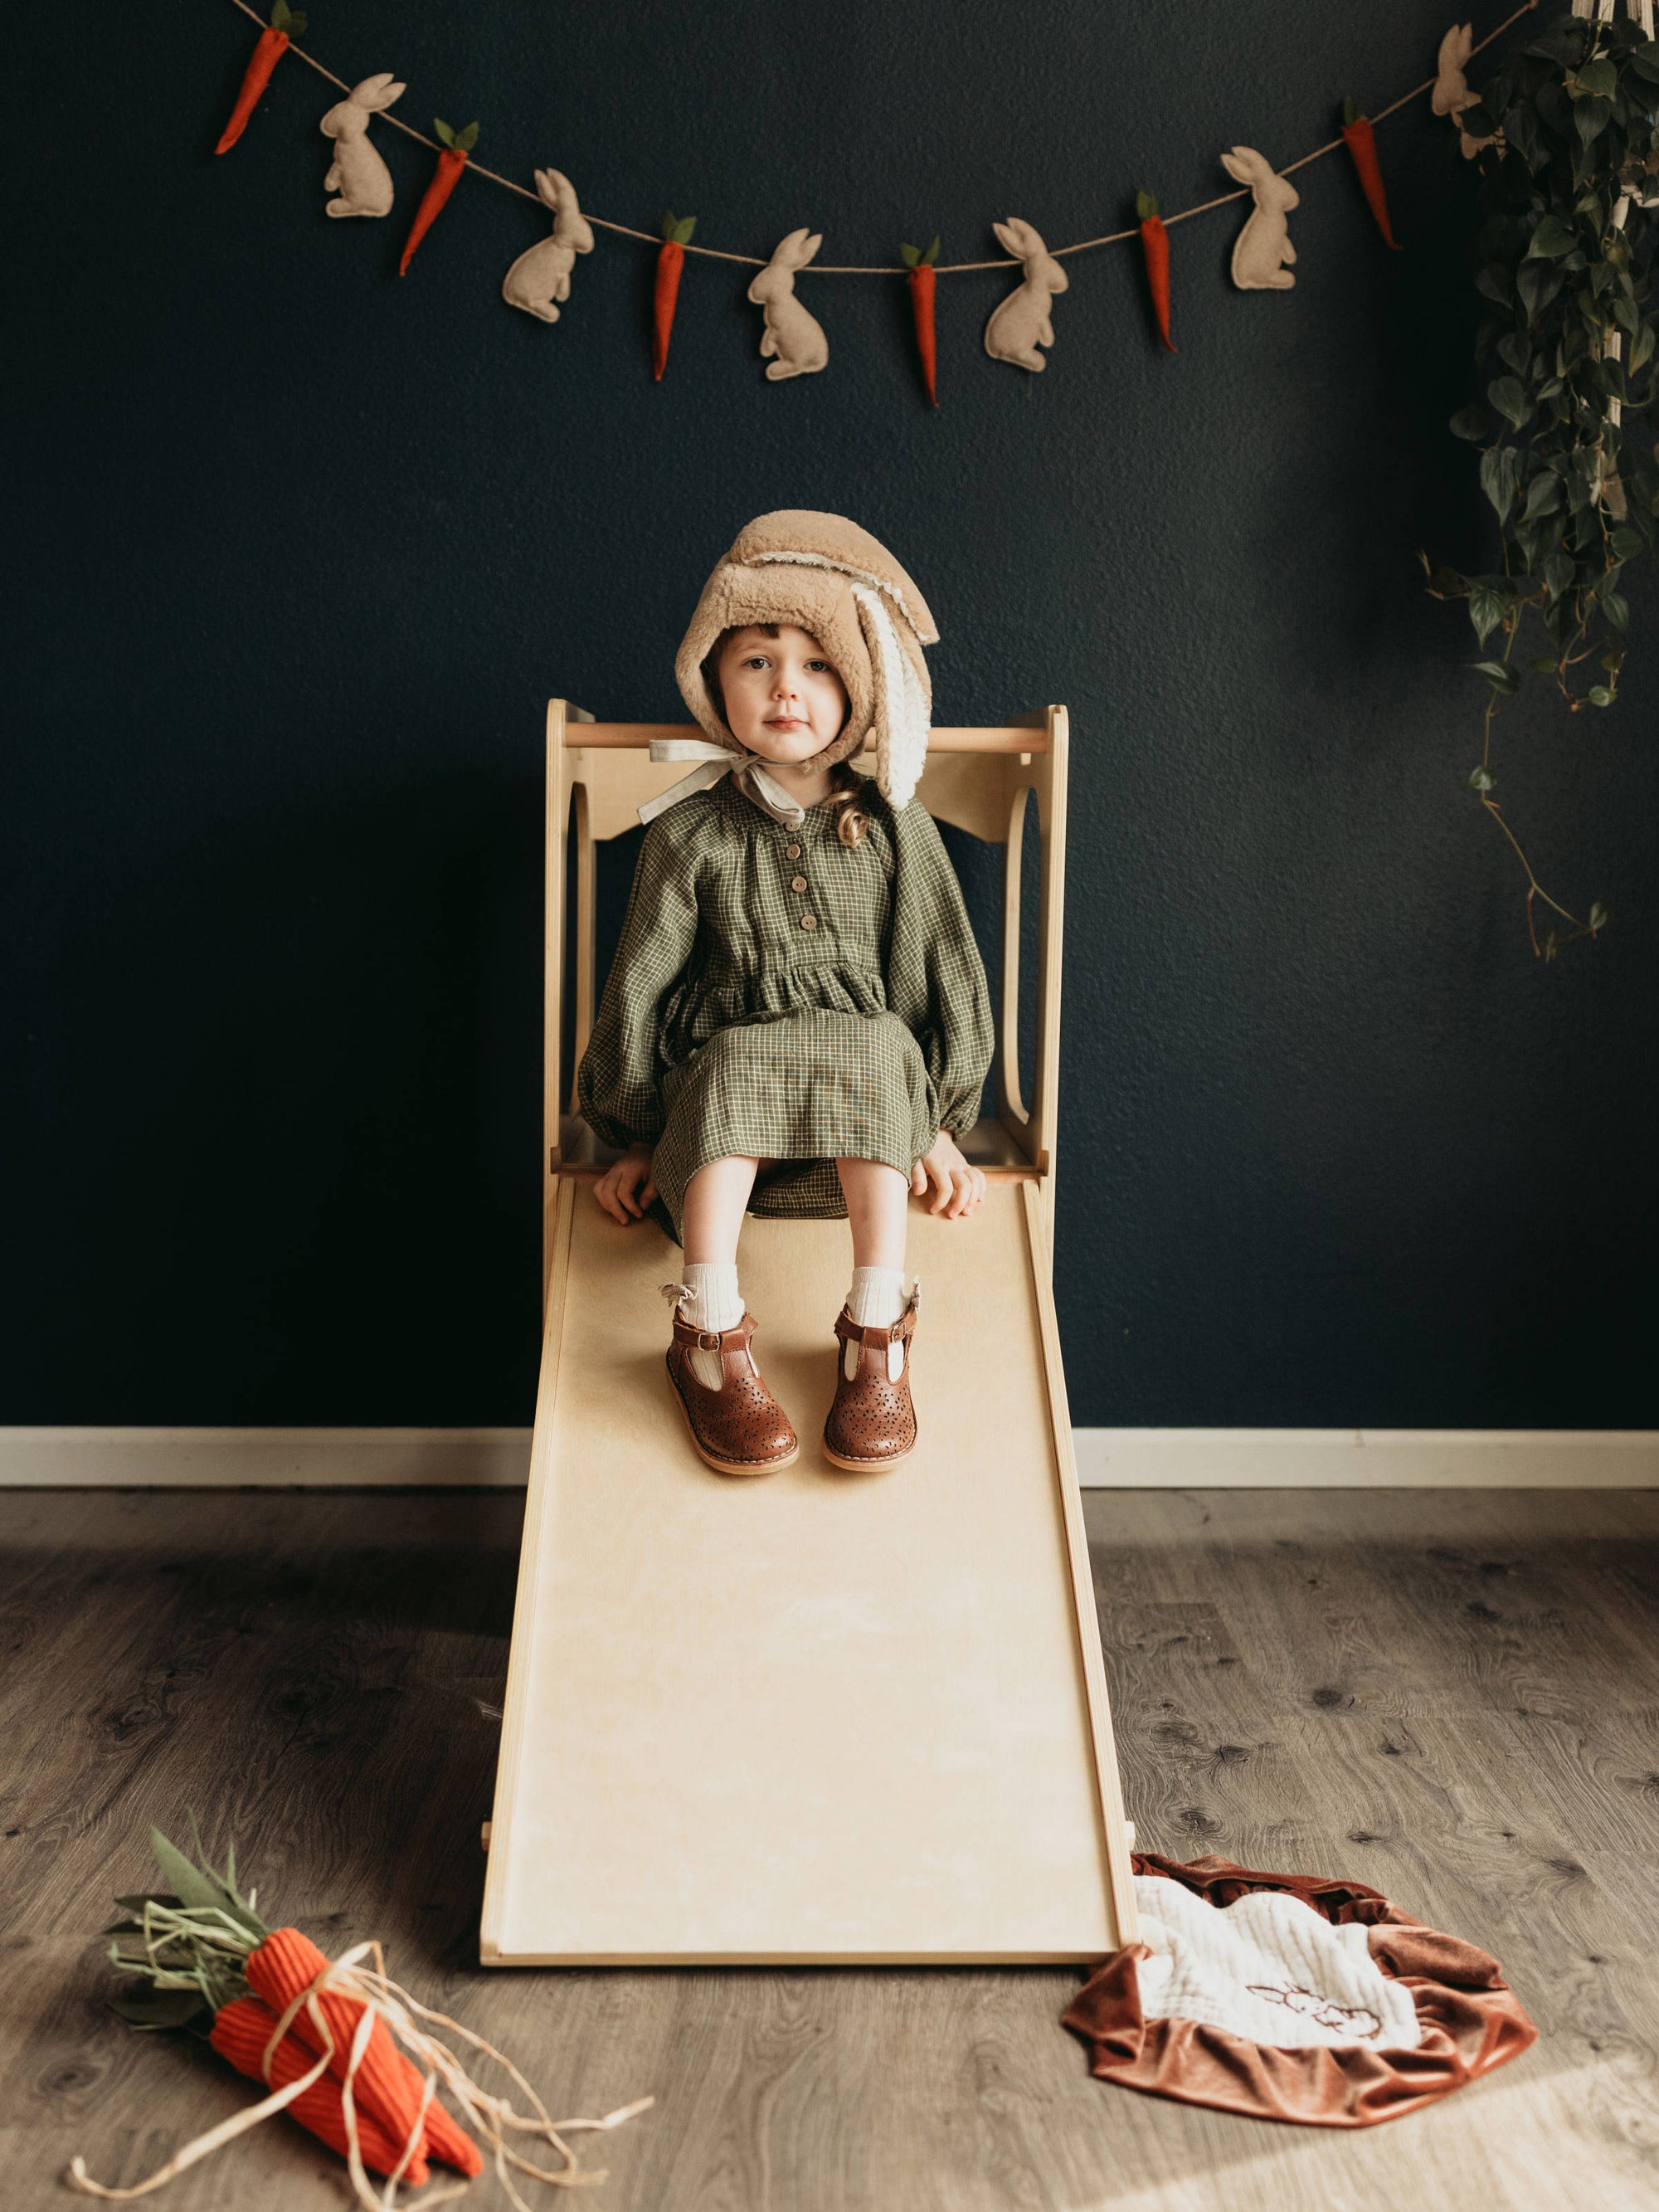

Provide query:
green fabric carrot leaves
left=1136, top=192, right=1176, bottom=353
left=654, top=212, right=697, bottom=379
left=900, top=235, right=941, bottom=405
left=1340, top=97, right=1402, bottom=249
left=215, top=0, right=306, bottom=153
left=399, top=117, right=479, bottom=275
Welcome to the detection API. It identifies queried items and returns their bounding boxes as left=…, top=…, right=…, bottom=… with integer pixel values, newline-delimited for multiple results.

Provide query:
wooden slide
left=479, top=705, right=1137, bottom=1966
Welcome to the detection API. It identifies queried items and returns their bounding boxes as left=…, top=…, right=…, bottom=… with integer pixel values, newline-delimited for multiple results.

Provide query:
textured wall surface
left=7, top=0, right=1656, bottom=1425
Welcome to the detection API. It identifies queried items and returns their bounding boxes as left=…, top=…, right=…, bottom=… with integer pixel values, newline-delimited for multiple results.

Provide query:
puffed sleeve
left=881, top=800, right=995, bottom=1139
left=576, top=819, right=702, bottom=1147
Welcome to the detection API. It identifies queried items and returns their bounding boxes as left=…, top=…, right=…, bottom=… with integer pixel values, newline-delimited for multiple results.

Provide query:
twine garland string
left=220, top=0, right=1540, bottom=275
left=66, top=1936, right=653, bottom=2209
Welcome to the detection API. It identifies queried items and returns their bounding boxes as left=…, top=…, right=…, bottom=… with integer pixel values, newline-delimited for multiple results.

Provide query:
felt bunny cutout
left=319, top=74, right=406, bottom=218
left=983, top=219, right=1068, bottom=372
left=1222, top=148, right=1299, bottom=290
left=1433, top=24, right=1495, bottom=158
left=749, top=230, right=829, bottom=379
left=502, top=169, right=595, bottom=322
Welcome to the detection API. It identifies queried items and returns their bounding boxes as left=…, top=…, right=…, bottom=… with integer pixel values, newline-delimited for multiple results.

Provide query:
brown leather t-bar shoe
left=823, top=1284, right=919, bottom=1473
left=665, top=1303, right=799, bottom=1478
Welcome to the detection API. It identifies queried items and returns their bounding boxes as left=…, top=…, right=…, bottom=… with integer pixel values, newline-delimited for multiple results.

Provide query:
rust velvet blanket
left=1063, top=1854, right=1537, bottom=2128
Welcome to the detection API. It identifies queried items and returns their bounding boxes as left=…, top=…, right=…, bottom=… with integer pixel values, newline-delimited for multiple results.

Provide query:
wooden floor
left=2, top=1486, right=1657, bottom=2211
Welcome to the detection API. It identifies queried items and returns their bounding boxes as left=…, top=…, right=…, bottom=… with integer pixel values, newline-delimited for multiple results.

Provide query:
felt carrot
left=80, top=1821, right=645, bottom=2201
left=210, top=1996, right=432, bottom=2183
left=653, top=212, right=697, bottom=379
left=399, top=118, right=479, bottom=275
left=215, top=0, right=306, bottom=154
left=1136, top=192, right=1176, bottom=353
left=900, top=235, right=941, bottom=405
left=1341, top=98, right=1402, bottom=249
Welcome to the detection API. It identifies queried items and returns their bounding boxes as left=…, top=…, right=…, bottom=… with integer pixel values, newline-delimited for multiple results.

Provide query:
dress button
left=791, top=875, right=808, bottom=893
left=785, top=843, right=801, bottom=860
left=800, top=914, right=818, bottom=931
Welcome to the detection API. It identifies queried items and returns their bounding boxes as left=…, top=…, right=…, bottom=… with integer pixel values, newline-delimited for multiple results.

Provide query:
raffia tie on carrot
left=68, top=1822, right=654, bottom=2208
left=1136, top=192, right=1176, bottom=353
left=400, top=118, right=479, bottom=275
left=210, top=1995, right=432, bottom=2185
left=215, top=0, right=305, bottom=154
left=900, top=235, right=940, bottom=406
left=1341, top=100, right=1403, bottom=250
left=653, top=212, right=697, bottom=379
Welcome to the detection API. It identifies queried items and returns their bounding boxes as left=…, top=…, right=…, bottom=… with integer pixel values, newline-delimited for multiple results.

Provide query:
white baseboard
left=0, top=1428, right=535, bottom=1487
left=1073, top=1427, right=1659, bottom=1488
left=0, top=1426, right=1654, bottom=1489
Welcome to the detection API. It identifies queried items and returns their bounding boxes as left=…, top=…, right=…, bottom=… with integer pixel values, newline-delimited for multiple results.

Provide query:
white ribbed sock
left=844, top=1268, right=910, bottom=1382
left=847, top=1266, right=907, bottom=1327
left=683, top=1262, right=742, bottom=1390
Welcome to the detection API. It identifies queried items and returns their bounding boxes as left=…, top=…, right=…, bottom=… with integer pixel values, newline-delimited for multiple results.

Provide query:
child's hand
left=594, top=1143, right=658, bottom=1225
left=911, top=1133, right=986, bottom=1220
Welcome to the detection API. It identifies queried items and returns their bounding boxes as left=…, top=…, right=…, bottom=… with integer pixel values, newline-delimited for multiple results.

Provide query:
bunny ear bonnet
left=654, top=510, right=938, bottom=825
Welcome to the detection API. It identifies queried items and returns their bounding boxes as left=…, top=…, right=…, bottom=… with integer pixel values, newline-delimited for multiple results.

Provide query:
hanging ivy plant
left=1426, top=6, right=1659, bottom=956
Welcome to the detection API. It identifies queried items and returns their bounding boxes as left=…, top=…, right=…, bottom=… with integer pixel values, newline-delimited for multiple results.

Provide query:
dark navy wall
left=7, top=0, right=1655, bottom=1425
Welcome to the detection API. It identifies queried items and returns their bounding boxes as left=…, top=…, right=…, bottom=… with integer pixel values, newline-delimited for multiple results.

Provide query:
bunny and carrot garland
left=215, top=0, right=304, bottom=153
left=399, top=117, right=478, bottom=275
left=654, top=213, right=697, bottom=378
left=502, top=168, right=594, bottom=321
left=901, top=236, right=942, bottom=404
left=206, top=0, right=1538, bottom=382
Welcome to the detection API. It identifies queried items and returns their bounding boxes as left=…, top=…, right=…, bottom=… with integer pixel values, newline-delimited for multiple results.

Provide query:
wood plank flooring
left=2, top=1486, right=1657, bottom=2210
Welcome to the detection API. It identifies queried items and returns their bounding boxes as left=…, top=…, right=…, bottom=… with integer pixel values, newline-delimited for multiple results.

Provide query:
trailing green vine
left=1427, top=4, right=1659, bottom=955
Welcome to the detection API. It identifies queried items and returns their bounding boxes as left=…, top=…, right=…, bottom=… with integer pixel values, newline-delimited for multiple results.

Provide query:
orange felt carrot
left=210, top=1995, right=432, bottom=2183
left=215, top=0, right=305, bottom=154
left=399, top=118, right=479, bottom=275
left=654, top=212, right=697, bottom=379
left=1136, top=192, right=1176, bottom=353
left=1341, top=100, right=1402, bottom=249
left=901, top=235, right=940, bottom=405
left=245, top=1926, right=483, bottom=2176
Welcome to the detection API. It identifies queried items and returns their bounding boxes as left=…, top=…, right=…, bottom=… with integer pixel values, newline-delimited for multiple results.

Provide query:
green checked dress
left=577, top=774, right=995, bottom=1245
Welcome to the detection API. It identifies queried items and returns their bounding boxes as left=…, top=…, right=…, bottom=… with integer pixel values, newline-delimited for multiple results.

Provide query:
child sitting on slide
left=577, top=510, right=994, bottom=1478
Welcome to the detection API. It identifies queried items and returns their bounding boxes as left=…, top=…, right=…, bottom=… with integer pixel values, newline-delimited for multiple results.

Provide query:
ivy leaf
left=1468, top=764, right=1498, bottom=791
left=1525, top=212, right=1578, bottom=259
left=1523, top=471, right=1564, bottom=519
left=1542, top=552, right=1576, bottom=599
left=1587, top=684, right=1615, bottom=704
left=1630, top=41, right=1659, bottom=82
left=1472, top=660, right=1521, bottom=695
left=1589, top=899, right=1611, bottom=931
left=1530, top=654, right=1560, bottom=672
left=1631, top=322, right=1656, bottom=373
left=1575, top=95, right=1610, bottom=148
left=1467, top=573, right=1512, bottom=641
left=1480, top=444, right=1522, bottom=522
left=1575, top=59, right=1618, bottom=100
left=1450, top=405, right=1491, bottom=442
left=1603, top=590, right=1630, bottom=633
left=1611, top=525, right=1645, bottom=560
left=1497, top=331, right=1533, bottom=376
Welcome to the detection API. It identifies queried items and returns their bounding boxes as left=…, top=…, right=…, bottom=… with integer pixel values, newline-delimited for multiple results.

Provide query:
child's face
left=718, top=625, right=849, bottom=764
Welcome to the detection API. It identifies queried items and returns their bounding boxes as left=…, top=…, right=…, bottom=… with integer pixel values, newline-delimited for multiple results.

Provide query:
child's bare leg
left=682, top=1155, right=760, bottom=1264
left=835, top=1157, right=912, bottom=1330
left=826, top=1157, right=918, bottom=1468
left=677, top=1156, right=760, bottom=1390
left=834, top=1157, right=908, bottom=1271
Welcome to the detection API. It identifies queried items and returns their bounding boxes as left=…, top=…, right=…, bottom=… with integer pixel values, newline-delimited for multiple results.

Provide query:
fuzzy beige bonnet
left=673, top=510, right=939, bottom=810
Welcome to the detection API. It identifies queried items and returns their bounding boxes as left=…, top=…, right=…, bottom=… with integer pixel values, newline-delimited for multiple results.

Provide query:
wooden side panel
left=481, top=1179, right=1131, bottom=1965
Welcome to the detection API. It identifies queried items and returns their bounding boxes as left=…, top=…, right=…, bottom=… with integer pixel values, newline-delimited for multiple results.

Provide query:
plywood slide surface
left=481, top=1177, right=1133, bottom=1964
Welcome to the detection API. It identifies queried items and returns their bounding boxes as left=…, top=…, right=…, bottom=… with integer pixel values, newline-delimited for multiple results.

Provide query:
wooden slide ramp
left=479, top=702, right=1137, bottom=1965
left=480, top=1174, right=1136, bottom=1965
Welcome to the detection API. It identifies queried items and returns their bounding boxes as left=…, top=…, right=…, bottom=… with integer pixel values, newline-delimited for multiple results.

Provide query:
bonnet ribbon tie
left=637, top=738, right=805, bottom=829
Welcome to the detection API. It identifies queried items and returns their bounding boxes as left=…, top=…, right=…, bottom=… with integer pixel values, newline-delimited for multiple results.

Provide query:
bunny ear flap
left=850, top=583, right=931, bottom=811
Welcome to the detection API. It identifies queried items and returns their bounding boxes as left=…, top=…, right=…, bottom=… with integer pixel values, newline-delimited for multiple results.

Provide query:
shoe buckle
left=697, top=1328, right=722, bottom=1351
